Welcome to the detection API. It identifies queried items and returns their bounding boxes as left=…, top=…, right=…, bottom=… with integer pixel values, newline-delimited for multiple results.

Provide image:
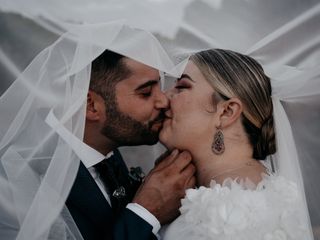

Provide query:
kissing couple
left=0, top=23, right=313, bottom=240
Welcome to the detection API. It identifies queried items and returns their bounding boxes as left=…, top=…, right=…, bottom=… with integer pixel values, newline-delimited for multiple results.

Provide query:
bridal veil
left=0, top=0, right=319, bottom=239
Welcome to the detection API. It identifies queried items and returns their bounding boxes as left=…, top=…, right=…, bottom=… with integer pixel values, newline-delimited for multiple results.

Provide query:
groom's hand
left=154, top=149, right=171, bottom=166
left=132, top=149, right=196, bottom=225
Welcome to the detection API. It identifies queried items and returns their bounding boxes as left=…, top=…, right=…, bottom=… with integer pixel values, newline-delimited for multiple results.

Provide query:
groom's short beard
left=101, top=93, right=159, bottom=146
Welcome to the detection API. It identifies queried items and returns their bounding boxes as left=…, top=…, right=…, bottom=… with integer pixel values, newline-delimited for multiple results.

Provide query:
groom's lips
left=151, top=112, right=166, bottom=130
left=151, top=119, right=164, bottom=131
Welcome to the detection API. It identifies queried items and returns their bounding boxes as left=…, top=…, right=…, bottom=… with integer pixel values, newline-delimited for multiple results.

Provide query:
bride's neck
left=192, top=141, right=256, bottom=187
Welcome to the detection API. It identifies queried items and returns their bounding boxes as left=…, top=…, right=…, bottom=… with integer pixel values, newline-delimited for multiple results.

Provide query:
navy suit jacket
left=66, top=150, right=157, bottom=240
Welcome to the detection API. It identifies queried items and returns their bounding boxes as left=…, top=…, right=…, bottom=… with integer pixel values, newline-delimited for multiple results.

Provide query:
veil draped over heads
left=0, top=0, right=319, bottom=239
left=0, top=21, right=188, bottom=239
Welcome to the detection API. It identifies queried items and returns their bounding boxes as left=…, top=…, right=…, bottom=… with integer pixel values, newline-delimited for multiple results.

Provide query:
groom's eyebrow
left=134, top=78, right=161, bottom=91
left=177, top=74, right=195, bottom=82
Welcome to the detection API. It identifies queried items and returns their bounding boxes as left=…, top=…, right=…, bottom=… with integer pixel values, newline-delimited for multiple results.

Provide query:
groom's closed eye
left=138, top=85, right=153, bottom=97
left=135, top=79, right=160, bottom=98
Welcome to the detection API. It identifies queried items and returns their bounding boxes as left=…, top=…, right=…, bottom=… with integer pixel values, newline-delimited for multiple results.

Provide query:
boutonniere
left=128, top=166, right=145, bottom=183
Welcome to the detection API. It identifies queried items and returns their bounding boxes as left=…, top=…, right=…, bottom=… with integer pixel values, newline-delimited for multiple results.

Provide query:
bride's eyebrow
left=177, top=74, right=195, bottom=82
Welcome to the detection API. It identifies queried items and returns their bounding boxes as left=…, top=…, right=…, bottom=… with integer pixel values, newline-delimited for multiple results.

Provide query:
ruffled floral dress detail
left=161, top=176, right=309, bottom=240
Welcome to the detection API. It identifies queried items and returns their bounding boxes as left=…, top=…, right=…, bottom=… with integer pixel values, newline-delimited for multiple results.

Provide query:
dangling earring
left=212, top=127, right=225, bottom=155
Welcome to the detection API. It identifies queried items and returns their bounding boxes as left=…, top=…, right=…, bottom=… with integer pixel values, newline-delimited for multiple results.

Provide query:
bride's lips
left=163, top=114, right=172, bottom=126
left=164, top=111, right=172, bottom=119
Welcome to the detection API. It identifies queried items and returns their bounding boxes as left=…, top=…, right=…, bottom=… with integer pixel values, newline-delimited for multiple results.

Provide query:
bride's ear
left=86, top=90, right=105, bottom=121
left=218, top=98, right=243, bottom=128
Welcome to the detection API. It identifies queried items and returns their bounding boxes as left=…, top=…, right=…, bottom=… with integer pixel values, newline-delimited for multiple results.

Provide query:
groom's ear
left=86, top=90, right=105, bottom=121
left=219, top=97, right=243, bottom=128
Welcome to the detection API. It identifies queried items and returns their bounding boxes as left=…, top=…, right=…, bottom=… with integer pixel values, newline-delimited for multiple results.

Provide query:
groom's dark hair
left=89, top=50, right=131, bottom=102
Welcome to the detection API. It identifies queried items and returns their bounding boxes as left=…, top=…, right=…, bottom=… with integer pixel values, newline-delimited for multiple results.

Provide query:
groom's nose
left=155, top=90, right=169, bottom=109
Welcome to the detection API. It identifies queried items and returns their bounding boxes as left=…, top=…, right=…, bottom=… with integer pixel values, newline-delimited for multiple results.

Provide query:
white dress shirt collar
left=77, top=142, right=114, bottom=169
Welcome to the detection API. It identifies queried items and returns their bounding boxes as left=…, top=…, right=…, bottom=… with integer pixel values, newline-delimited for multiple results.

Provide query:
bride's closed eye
left=175, top=79, right=191, bottom=92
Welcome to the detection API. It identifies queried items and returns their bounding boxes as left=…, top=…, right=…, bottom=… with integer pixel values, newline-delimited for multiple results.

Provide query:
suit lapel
left=66, top=150, right=135, bottom=239
left=67, top=161, right=112, bottom=225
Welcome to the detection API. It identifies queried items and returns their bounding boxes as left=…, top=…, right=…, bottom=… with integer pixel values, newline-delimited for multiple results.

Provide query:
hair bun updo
left=254, top=114, right=276, bottom=160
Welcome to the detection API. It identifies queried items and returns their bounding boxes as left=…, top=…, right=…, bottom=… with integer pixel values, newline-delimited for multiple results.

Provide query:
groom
left=66, top=50, right=196, bottom=240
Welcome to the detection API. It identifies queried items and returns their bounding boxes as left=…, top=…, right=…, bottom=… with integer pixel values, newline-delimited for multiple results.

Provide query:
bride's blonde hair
left=190, top=49, right=276, bottom=160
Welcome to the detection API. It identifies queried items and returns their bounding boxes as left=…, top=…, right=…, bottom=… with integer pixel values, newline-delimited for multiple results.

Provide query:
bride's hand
left=132, top=149, right=196, bottom=225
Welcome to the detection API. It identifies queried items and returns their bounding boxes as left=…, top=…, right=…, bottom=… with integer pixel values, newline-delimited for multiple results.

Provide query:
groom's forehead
left=120, top=58, right=160, bottom=85
left=123, top=58, right=158, bottom=74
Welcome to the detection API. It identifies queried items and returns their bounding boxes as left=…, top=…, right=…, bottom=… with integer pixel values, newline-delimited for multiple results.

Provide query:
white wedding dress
left=161, top=175, right=308, bottom=240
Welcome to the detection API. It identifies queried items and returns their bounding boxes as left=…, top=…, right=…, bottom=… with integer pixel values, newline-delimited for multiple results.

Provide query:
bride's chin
left=160, top=141, right=173, bottom=151
left=159, top=131, right=171, bottom=149
left=159, top=135, right=177, bottom=151
left=159, top=133, right=166, bottom=145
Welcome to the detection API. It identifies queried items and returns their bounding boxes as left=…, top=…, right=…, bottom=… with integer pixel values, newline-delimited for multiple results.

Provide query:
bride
left=159, top=49, right=310, bottom=239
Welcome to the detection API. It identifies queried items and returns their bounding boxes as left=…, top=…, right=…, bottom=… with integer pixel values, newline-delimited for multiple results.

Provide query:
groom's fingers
left=185, top=174, right=196, bottom=190
left=133, top=150, right=195, bottom=225
left=153, top=150, right=194, bottom=181
left=180, top=162, right=196, bottom=190
left=155, top=150, right=193, bottom=178
left=154, top=149, right=172, bottom=166
left=154, top=149, right=179, bottom=170
left=172, top=151, right=193, bottom=172
left=181, top=163, right=196, bottom=179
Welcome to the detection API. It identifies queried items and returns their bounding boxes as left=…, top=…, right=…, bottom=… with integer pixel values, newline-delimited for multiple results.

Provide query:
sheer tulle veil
left=0, top=0, right=319, bottom=239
